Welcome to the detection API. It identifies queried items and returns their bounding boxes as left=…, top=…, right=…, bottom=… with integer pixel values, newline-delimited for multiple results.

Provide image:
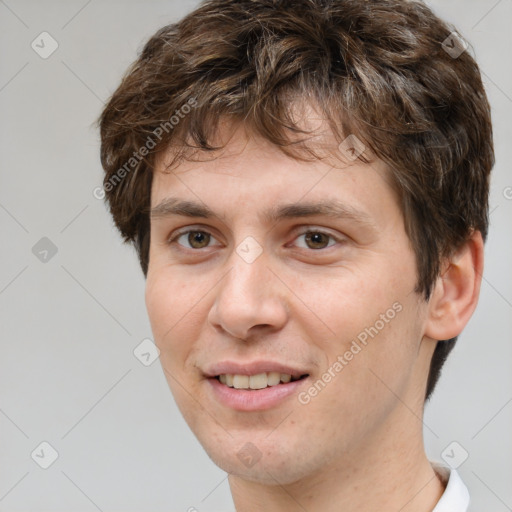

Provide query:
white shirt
left=432, top=463, right=470, bottom=512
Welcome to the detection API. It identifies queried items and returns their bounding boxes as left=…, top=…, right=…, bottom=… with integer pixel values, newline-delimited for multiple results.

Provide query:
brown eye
left=293, top=230, right=338, bottom=250
left=304, top=231, right=332, bottom=249
left=185, top=231, right=211, bottom=249
left=169, top=229, right=218, bottom=250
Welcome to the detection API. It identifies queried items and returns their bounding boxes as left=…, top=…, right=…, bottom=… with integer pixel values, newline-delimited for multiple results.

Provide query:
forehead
left=150, top=118, right=400, bottom=229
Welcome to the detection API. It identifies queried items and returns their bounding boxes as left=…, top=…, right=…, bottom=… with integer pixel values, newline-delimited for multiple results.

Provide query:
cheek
left=146, top=264, right=203, bottom=331
left=145, top=270, right=209, bottom=421
left=300, top=263, right=398, bottom=346
left=298, top=261, right=421, bottom=402
left=145, top=269, right=203, bottom=366
left=295, top=308, right=422, bottom=455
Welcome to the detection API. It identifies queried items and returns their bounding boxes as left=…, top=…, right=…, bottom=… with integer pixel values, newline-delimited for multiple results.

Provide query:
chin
left=199, top=435, right=318, bottom=486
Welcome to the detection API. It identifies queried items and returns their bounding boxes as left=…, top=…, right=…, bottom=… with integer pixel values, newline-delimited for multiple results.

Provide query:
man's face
left=145, top=120, right=433, bottom=485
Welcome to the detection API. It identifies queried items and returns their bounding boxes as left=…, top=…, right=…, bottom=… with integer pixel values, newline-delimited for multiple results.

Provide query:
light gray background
left=0, top=0, right=511, bottom=511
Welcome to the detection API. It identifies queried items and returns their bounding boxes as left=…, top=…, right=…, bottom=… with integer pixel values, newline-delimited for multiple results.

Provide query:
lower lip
left=206, top=377, right=308, bottom=411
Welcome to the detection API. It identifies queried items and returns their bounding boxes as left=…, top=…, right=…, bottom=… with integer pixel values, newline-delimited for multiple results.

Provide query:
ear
left=424, top=230, right=484, bottom=340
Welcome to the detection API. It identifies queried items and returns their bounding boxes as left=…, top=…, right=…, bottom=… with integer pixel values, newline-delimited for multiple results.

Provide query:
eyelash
left=167, top=227, right=343, bottom=251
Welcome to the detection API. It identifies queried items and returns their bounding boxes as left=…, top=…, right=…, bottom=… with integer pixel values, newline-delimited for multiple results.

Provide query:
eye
left=169, top=229, right=220, bottom=250
left=293, top=230, right=340, bottom=250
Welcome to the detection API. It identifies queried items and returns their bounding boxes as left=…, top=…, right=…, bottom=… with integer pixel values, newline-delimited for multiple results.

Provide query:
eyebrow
left=150, top=197, right=375, bottom=227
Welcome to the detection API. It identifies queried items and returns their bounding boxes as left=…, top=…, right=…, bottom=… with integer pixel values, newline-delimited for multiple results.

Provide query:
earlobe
left=424, top=230, right=484, bottom=341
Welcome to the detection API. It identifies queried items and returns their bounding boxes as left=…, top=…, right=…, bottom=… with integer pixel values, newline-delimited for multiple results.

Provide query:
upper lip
left=203, top=361, right=309, bottom=379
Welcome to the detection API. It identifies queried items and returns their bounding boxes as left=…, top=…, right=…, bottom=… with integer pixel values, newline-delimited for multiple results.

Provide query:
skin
left=145, top=117, right=483, bottom=511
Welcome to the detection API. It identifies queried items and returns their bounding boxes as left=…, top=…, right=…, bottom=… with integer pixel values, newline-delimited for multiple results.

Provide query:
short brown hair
left=98, top=0, right=494, bottom=400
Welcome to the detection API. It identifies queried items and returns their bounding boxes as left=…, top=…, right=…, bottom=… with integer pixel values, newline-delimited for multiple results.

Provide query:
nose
left=207, top=247, right=288, bottom=341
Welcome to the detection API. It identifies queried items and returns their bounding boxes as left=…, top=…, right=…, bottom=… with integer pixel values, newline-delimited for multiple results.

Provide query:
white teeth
left=217, top=372, right=304, bottom=389
left=249, top=373, right=268, bottom=389
left=233, top=375, right=249, bottom=389
left=267, top=371, right=281, bottom=386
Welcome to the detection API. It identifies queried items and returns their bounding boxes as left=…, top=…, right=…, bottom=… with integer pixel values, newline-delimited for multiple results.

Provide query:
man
left=98, top=0, right=494, bottom=509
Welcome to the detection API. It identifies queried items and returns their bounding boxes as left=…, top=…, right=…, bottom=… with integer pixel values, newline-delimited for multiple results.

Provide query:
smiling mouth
left=214, top=372, right=309, bottom=390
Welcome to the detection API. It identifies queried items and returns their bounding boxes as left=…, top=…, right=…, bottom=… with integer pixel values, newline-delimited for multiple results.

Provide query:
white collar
left=431, top=463, right=470, bottom=512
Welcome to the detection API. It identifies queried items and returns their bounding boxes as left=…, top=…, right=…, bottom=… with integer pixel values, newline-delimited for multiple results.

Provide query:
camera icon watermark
left=133, top=338, right=160, bottom=366
left=338, top=134, right=366, bottom=161
left=441, top=441, right=469, bottom=469
left=236, top=236, right=263, bottom=264
left=31, top=441, right=59, bottom=469
left=32, top=237, right=58, bottom=263
left=31, top=32, right=59, bottom=59
left=441, top=32, right=468, bottom=59
left=237, top=442, right=262, bottom=468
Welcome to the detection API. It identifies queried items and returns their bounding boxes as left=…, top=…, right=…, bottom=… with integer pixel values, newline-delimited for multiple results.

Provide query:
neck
left=228, top=404, right=444, bottom=512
